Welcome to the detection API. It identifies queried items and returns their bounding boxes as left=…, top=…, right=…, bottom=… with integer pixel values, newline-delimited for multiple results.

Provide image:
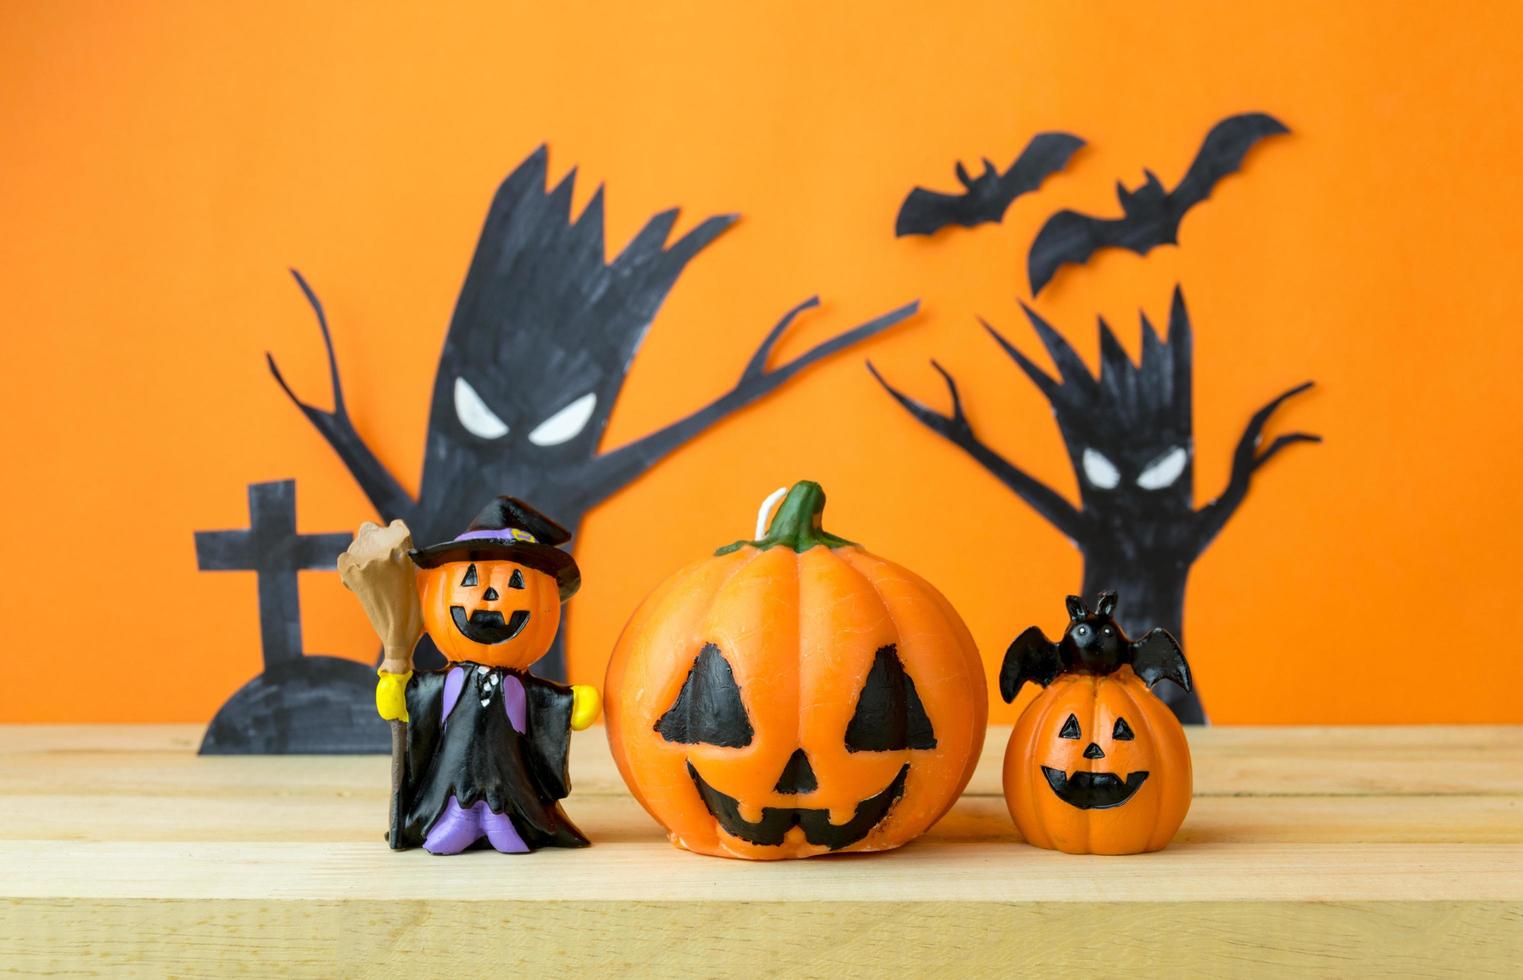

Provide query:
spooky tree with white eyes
left=271, top=146, right=916, bottom=678
left=868, top=286, right=1317, bottom=723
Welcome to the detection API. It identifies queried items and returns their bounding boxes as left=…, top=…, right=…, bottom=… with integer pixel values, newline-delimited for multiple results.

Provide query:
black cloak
left=393, top=662, right=589, bottom=850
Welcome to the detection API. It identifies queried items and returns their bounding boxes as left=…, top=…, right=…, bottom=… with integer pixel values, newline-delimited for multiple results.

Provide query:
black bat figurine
left=1026, top=112, right=1289, bottom=294
left=999, top=592, right=1192, bottom=704
left=895, top=132, right=1085, bottom=237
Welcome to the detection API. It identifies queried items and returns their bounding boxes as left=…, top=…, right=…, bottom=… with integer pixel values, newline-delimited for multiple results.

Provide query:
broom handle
left=388, top=718, right=407, bottom=849
left=335, top=518, right=424, bottom=850
left=381, top=644, right=415, bottom=850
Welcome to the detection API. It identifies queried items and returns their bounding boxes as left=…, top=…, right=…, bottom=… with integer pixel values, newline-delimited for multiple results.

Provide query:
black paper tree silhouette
left=270, top=146, right=917, bottom=679
left=869, top=286, right=1317, bottom=723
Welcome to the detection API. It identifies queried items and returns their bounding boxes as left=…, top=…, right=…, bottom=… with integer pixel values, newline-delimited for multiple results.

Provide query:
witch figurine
left=338, top=497, right=600, bottom=854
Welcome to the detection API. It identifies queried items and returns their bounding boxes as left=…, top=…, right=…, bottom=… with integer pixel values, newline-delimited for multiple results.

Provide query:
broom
left=338, top=519, right=424, bottom=849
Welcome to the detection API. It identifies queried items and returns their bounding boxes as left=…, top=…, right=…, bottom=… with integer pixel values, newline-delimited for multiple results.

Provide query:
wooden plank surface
left=6, top=723, right=1522, bottom=797
left=2, top=724, right=1521, bottom=977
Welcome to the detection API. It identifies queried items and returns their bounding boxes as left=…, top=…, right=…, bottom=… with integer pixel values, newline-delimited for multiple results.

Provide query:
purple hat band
left=455, top=528, right=539, bottom=545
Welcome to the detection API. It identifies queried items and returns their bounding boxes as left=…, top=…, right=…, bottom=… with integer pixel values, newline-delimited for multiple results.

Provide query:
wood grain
left=2, top=724, right=1521, bottom=976
left=5, top=899, right=1517, bottom=978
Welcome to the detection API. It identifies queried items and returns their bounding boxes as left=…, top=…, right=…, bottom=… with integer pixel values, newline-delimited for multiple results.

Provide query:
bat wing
left=1170, top=111, right=1289, bottom=213
left=1129, top=628, right=1193, bottom=693
left=999, top=626, right=1063, bottom=703
left=895, top=185, right=978, bottom=237
left=1027, top=208, right=1127, bottom=295
left=997, top=131, right=1086, bottom=200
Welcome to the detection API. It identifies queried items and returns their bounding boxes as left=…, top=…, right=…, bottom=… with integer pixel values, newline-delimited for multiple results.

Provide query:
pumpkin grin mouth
left=1041, top=766, right=1149, bottom=810
left=449, top=606, right=530, bottom=644
left=686, top=761, right=909, bottom=850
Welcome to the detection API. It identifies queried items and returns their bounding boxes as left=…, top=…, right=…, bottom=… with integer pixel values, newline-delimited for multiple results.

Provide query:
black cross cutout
left=194, top=480, right=352, bottom=670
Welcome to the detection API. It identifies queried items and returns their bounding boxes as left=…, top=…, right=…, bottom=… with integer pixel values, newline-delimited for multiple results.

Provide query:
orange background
left=4, top=1, right=1521, bottom=724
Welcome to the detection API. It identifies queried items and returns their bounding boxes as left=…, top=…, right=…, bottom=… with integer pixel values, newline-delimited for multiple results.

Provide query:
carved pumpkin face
left=1003, top=666, right=1190, bottom=854
left=419, top=559, right=561, bottom=669
left=605, top=482, right=987, bottom=860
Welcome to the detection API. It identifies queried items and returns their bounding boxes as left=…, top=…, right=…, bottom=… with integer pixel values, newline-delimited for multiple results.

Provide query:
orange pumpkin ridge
left=605, top=481, right=986, bottom=860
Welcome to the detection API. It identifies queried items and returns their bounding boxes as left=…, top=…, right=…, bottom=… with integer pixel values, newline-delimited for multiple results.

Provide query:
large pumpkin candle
left=605, top=481, right=987, bottom=860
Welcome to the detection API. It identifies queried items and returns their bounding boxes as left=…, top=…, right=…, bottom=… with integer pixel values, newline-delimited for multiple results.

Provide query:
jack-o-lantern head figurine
left=340, top=497, right=599, bottom=856
left=999, top=592, right=1193, bottom=854
left=605, top=481, right=987, bottom=860
left=411, top=497, right=580, bottom=670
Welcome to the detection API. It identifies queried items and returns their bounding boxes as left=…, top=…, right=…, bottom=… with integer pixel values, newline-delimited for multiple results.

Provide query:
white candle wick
left=754, top=486, right=789, bottom=539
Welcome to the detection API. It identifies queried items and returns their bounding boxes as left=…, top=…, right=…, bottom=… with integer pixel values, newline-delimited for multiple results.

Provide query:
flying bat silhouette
left=999, top=592, right=1192, bottom=704
left=895, top=132, right=1085, bottom=237
left=1026, top=112, right=1289, bottom=295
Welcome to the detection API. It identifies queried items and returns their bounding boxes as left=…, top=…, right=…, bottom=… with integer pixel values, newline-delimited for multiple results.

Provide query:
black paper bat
left=999, top=592, right=1192, bottom=703
left=1026, top=112, right=1288, bottom=294
left=895, top=132, right=1085, bottom=237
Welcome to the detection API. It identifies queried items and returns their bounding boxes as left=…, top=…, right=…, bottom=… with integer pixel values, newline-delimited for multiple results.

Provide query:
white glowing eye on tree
left=1137, top=446, right=1189, bottom=490
left=454, top=377, right=509, bottom=439
left=1081, top=448, right=1121, bottom=489
left=528, top=392, right=598, bottom=446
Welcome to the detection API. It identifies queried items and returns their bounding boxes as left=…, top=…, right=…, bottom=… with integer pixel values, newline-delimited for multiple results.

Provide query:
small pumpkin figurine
left=999, top=592, right=1192, bottom=854
left=605, top=481, right=987, bottom=860
left=339, top=497, right=600, bottom=854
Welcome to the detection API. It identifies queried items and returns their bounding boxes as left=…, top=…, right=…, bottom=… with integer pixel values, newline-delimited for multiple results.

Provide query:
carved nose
left=773, top=748, right=818, bottom=794
left=1083, top=742, right=1106, bottom=759
left=482, top=587, right=500, bottom=601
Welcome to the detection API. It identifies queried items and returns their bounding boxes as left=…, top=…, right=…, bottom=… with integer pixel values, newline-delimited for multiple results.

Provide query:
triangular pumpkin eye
left=460, top=563, right=478, bottom=587
left=1058, top=714, right=1081, bottom=739
left=508, top=569, right=525, bottom=590
left=1112, top=717, right=1135, bottom=740
left=654, top=643, right=753, bottom=747
left=845, top=644, right=937, bottom=752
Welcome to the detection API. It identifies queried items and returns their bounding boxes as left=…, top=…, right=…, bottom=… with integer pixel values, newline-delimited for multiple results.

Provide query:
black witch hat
left=410, top=497, right=581, bottom=600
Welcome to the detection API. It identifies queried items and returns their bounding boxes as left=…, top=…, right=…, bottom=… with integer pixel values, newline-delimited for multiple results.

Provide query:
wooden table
left=2, top=725, right=1520, bottom=976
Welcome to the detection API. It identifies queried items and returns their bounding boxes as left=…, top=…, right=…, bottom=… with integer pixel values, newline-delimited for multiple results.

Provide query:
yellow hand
left=376, top=670, right=412, bottom=723
left=570, top=684, right=601, bottom=731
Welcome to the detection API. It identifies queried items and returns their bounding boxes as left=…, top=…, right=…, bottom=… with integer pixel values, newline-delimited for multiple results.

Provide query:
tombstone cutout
left=195, top=480, right=384, bottom=754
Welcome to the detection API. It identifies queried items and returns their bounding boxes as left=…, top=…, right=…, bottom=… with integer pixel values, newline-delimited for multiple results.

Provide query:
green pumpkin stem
left=716, top=481, right=856, bottom=555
